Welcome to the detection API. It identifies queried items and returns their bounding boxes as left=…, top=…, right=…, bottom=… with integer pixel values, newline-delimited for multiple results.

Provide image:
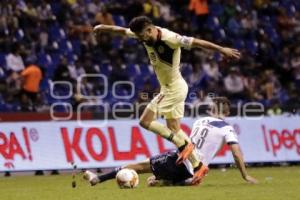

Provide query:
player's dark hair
left=211, top=97, right=231, bottom=116
left=129, top=16, right=153, bottom=33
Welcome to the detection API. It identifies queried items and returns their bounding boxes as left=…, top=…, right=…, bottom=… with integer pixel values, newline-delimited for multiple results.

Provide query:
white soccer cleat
left=83, top=170, right=99, bottom=186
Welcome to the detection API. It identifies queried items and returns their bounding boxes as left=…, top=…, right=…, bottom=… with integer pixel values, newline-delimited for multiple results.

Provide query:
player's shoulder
left=159, top=27, right=179, bottom=41
left=194, top=116, right=231, bottom=129
left=193, top=116, right=215, bottom=126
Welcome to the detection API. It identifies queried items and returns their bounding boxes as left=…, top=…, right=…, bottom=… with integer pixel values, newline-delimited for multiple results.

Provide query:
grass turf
left=0, top=166, right=299, bottom=200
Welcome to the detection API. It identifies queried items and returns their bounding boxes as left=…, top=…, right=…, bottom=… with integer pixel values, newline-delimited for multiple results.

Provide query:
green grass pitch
left=0, top=166, right=299, bottom=200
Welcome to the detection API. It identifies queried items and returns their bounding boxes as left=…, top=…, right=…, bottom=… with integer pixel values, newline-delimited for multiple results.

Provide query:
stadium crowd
left=0, top=0, right=300, bottom=115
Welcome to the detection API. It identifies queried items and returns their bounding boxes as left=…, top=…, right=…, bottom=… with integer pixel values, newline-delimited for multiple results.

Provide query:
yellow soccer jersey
left=125, top=27, right=194, bottom=86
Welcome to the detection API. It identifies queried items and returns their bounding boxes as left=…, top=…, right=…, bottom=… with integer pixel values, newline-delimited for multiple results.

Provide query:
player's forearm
left=191, top=39, right=224, bottom=52
left=230, top=144, right=249, bottom=179
left=93, top=24, right=127, bottom=36
left=233, top=152, right=248, bottom=179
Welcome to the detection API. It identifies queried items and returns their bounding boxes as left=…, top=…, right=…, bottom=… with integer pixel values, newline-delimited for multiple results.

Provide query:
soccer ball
left=116, top=169, right=139, bottom=189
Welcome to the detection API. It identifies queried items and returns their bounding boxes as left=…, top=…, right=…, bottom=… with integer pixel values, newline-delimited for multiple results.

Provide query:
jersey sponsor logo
left=158, top=46, right=165, bottom=54
left=153, top=41, right=174, bottom=66
left=149, top=52, right=157, bottom=63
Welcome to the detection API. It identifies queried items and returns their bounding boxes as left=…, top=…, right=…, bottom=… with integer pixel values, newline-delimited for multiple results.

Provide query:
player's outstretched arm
left=93, top=24, right=129, bottom=37
left=191, top=38, right=241, bottom=59
left=229, top=143, right=258, bottom=184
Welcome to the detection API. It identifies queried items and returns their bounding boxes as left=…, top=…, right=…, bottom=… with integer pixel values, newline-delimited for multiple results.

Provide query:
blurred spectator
left=53, top=57, right=73, bottom=82
left=156, top=0, right=173, bottom=22
left=95, top=5, right=115, bottom=25
left=277, top=8, right=300, bottom=31
left=36, top=0, right=56, bottom=22
left=259, top=69, right=281, bottom=101
left=5, top=43, right=25, bottom=92
left=202, top=60, right=220, bottom=81
left=68, top=59, right=86, bottom=81
left=143, top=0, right=160, bottom=20
left=124, top=0, right=144, bottom=22
left=20, top=64, right=43, bottom=111
left=189, top=0, right=209, bottom=16
left=267, top=99, right=282, bottom=116
left=224, top=67, right=245, bottom=100
left=6, top=43, right=24, bottom=72
left=283, top=89, right=300, bottom=114
left=189, top=0, right=209, bottom=27
left=241, top=12, right=258, bottom=31
left=254, top=0, right=271, bottom=9
left=87, top=0, right=101, bottom=16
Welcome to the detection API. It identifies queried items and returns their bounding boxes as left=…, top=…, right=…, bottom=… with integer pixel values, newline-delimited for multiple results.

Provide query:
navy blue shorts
left=150, top=151, right=193, bottom=183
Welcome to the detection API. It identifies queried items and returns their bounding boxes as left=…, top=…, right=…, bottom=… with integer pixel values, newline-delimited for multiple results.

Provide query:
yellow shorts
left=147, top=78, right=188, bottom=119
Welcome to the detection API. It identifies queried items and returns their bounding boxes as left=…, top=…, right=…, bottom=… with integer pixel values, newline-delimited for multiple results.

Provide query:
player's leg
left=165, top=115, right=209, bottom=185
left=166, top=117, right=200, bottom=167
left=149, top=151, right=193, bottom=186
left=165, top=117, right=209, bottom=183
left=83, top=160, right=151, bottom=186
left=139, top=104, right=186, bottom=148
left=166, top=118, right=191, bottom=142
left=125, top=160, right=152, bottom=173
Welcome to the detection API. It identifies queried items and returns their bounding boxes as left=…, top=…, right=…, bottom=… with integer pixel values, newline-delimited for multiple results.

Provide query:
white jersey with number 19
left=184, top=116, right=239, bottom=173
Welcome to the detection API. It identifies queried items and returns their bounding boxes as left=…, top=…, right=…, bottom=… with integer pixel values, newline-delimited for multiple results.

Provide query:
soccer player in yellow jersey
left=94, top=16, right=241, bottom=181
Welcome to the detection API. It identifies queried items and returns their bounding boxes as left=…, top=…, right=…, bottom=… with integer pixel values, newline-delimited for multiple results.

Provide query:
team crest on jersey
left=158, top=46, right=164, bottom=54
left=150, top=52, right=157, bottom=63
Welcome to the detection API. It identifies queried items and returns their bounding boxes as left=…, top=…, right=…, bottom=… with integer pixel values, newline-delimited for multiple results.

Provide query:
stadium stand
left=0, top=0, right=299, bottom=116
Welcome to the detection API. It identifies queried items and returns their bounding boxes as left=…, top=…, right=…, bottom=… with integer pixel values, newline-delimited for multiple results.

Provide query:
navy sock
left=98, top=167, right=122, bottom=183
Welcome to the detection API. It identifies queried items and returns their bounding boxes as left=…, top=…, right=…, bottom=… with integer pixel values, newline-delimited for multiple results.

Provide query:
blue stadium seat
left=127, top=64, right=141, bottom=77
left=125, top=38, right=138, bottom=46
left=181, top=63, right=193, bottom=79
left=100, top=63, right=112, bottom=76
left=112, top=37, right=122, bottom=49
left=71, top=39, right=81, bottom=55
left=233, top=38, right=245, bottom=49
left=139, top=64, right=152, bottom=76
left=209, top=2, right=224, bottom=17
left=133, top=76, right=146, bottom=90
left=245, top=40, right=258, bottom=55
left=113, top=15, right=126, bottom=27
left=0, top=53, right=6, bottom=69
left=264, top=26, right=280, bottom=46
left=48, top=23, right=65, bottom=42
left=15, top=29, right=24, bottom=41
left=0, top=67, right=5, bottom=80
left=206, top=16, right=220, bottom=30
left=149, top=74, right=159, bottom=88
left=37, top=53, right=52, bottom=68
left=213, top=28, right=226, bottom=40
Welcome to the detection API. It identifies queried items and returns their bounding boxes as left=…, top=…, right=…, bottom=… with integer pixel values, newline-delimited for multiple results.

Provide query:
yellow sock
left=148, top=121, right=185, bottom=147
left=176, top=129, right=191, bottom=143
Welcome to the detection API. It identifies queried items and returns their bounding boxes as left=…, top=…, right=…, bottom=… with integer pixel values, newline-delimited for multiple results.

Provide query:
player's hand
left=244, top=175, right=258, bottom=184
left=220, top=47, right=241, bottom=59
left=93, top=24, right=103, bottom=36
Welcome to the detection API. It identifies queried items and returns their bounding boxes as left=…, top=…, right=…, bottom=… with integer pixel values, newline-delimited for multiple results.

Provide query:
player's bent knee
left=139, top=120, right=150, bottom=129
